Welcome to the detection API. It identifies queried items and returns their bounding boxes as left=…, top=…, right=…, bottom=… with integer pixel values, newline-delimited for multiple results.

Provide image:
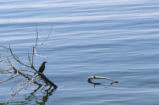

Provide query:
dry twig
left=87, top=76, right=118, bottom=87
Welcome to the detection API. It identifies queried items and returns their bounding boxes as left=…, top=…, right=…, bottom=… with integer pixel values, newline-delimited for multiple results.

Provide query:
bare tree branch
left=27, top=51, right=32, bottom=66
left=0, top=27, right=57, bottom=104
left=8, top=44, right=30, bottom=68
left=0, top=75, right=18, bottom=85
left=0, top=69, right=12, bottom=74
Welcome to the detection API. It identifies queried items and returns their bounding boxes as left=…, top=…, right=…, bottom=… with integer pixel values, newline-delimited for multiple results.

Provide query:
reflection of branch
left=24, top=85, right=42, bottom=102
left=87, top=76, right=118, bottom=88
left=14, top=86, right=55, bottom=105
left=37, top=87, right=56, bottom=105
left=5, top=83, right=29, bottom=105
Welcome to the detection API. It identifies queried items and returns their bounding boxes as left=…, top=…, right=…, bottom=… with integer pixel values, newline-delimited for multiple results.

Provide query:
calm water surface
left=0, top=0, right=159, bottom=105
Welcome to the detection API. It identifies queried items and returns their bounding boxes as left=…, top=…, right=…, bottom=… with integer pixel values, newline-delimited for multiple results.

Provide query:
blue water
left=0, top=0, right=159, bottom=105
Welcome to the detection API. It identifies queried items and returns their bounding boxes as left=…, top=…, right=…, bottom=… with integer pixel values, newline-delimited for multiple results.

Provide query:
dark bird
left=38, top=61, right=47, bottom=73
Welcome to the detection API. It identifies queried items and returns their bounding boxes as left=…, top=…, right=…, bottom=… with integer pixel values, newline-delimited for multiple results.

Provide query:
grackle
left=38, top=61, right=47, bottom=73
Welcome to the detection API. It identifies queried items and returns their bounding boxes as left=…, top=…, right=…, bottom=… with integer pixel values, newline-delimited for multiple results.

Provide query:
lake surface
left=0, top=0, right=159, bottom=105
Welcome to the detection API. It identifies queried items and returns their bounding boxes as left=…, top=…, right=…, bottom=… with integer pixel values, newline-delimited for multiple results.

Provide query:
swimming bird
left=38, top=61, right=47, bottom=73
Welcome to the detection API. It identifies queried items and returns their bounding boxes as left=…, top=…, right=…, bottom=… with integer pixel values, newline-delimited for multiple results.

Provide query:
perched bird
left=38, top=61, right=47, bottom=73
